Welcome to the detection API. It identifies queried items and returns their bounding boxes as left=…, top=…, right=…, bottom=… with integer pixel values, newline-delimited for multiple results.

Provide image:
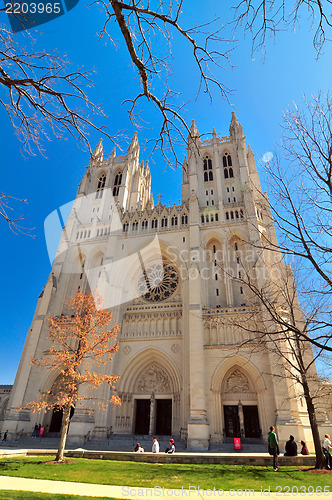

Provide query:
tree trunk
left=301, top=373, right=325, bottom=469
left=55, top=404, right=71, bottom=462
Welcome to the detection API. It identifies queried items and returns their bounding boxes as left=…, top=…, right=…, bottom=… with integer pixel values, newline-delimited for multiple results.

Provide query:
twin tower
left=2, top=113, right=324, bottom=450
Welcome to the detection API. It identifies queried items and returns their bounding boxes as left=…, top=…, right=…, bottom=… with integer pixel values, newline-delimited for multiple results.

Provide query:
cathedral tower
left=2, top=114, right=328, bottom=450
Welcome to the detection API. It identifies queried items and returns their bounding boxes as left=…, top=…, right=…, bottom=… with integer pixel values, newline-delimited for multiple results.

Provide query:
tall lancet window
left=113, top=172, right=122, bottom=197
left=96, top=173, right=106, bottom=199
left=223, top=153, right=234, bottom=178
left=203, top=156, right=213, bottom=182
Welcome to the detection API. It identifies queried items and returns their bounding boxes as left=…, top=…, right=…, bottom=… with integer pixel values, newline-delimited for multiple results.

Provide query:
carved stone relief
left=137, top=365, right=171, bottom=393
left=225, top=370, right=250, bottom=393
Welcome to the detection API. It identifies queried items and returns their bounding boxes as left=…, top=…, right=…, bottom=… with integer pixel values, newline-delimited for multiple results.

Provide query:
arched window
left=123, top=223, right=129, bottom=232
left=152, top=218, right=158, bottom=229
left=171, top=216, right=178, bottom=226
left=215, top=213, right=219, bottom=222
left=142, top=220, right=148, bottom=230
left=113, top=171, right=122, bottom=197
left=161, top=217, right=168, bottom=228
left=203, top=156, right=213, bottom=182
left=223, top=153, right=232, bottom=167
left=96, top=173, right=106, bottom=199
left=226, top=212, right=229, bottom=220
left=132, top=221, right=138, bottom=231
left=223, top=153, right=234, bottom=179
left=201, top=215, right=205, bottom=223
left=235, top=242, right=238, bottom=251
left=235, top=211, right=239, bottom=219
left=230, top=211, right=234, bottom=219
left=181, top=214, right=188, bottom=225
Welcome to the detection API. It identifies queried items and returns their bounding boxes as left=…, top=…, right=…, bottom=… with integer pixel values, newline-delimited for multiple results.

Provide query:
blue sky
left=0, top=2, right=332, bottom=384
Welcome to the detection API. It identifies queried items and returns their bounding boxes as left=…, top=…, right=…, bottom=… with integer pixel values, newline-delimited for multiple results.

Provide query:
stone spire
left=189, top=119, right=200, bottom=139
left=90, top=138, right=103, bottom=166
left=127, top=131, right=139, bottom=152
left=229, top=111, right=244, bottom=139
left=182, top=156, right=188, bottom=182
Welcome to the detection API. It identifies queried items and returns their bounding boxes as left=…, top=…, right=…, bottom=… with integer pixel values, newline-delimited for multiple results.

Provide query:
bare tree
left=217, top=248, right=328, bottom=468
left=233, top=0, right=332, bottom=55
left=252, top=93, right=332, bottom=351
left=95, top=0, right=232, bottom=164
left=0, top=193, right=33, bottom=235
left=0, top=24, right=119, bottom=155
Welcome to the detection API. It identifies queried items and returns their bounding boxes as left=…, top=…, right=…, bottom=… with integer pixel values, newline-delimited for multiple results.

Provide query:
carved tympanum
left=137, top=365, right=170, bottom=393
left=226, top=370, right=250, bottom=393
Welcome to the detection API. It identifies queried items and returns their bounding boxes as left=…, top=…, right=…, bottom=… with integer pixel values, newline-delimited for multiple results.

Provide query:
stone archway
left=134, top=364, right=172, bottom=435
left=210, top=355, right=267, bottom=442
left=222, top=368, right=260, bottom=439
left=114, top=348, right=181, bottom=436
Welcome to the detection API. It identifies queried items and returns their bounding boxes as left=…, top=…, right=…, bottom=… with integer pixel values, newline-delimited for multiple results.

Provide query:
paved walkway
left=0, top=475, right=328, bottom=499
left=0, top=448, right=328, bottom=499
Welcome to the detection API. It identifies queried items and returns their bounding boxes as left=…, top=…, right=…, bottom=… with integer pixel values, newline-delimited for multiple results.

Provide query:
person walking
left=268, top=426, right=279, bottom=471
left=2, top=430, right=8, bottom=443
left=322, top=434, right=332, bottom=470
left=152, top=437, right=160, bottom=453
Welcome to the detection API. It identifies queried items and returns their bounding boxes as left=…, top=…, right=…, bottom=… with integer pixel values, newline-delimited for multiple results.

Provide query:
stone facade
left=2, top=114, right=331, bottom=450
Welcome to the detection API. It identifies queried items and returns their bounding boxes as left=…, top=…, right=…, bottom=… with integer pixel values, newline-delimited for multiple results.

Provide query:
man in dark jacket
left=284, top=435, right=298, bottom=456
left=268, top=426, right=279, bottom=471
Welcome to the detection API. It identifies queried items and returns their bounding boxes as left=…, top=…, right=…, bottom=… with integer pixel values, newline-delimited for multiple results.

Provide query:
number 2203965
left=5, top=3, right=61, bottom=14
left=276, top=486, right=330, bottom=495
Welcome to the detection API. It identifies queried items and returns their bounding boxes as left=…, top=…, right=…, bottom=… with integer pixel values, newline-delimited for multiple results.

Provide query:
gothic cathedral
left=2, top=113, right=329, bottom=450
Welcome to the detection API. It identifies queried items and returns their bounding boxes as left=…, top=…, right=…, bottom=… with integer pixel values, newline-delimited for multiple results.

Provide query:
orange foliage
left=23, top=289, right=121, bottom=413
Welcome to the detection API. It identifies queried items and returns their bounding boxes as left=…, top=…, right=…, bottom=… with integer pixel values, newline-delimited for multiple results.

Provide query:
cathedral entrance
left=243, top=405, right=260, bottom=438
left=134, top=398, right=172, bottom=435
left=49, top=406, right=75, bottom=433
left=156, top=399, right=172, bottom=435
left=224, top=405, right=240, bottom=437
left=134, top=399, right=150, bottom=434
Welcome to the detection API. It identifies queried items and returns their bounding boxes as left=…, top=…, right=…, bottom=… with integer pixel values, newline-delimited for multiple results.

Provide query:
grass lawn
left=0, top=456, right=331, bottom=492
left=0, top=491, right=117, bottom=500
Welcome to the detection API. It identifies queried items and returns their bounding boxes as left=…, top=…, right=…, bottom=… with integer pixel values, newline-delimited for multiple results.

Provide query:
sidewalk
left=0, top=475, right=327, bottom=499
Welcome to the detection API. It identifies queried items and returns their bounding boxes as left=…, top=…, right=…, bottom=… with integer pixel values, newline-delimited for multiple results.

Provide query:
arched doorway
left=114, top=348, right=181, bottom=436
left=134, top=365, right=173, bottom=435
left=49, top=406, right=75, bottom=433
left=222, top=368, right=261, bottom=440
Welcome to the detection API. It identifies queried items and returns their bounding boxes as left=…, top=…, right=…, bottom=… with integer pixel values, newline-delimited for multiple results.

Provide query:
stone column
left=149, top=393, right=156, bottom=435
left=186, top=191, right=210, bottom=450
left=238, top=400, right=244, bottom=438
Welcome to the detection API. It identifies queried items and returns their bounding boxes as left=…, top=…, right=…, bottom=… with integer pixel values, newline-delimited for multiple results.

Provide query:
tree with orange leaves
left=23, top=289, right=120, bottom=462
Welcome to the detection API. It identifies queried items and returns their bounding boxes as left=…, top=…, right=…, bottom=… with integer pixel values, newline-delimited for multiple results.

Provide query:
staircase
left=8, top=434, right=266, bottom=453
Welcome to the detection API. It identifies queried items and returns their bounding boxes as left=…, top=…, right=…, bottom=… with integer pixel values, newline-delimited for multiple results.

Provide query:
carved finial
left=127, top=131, right=139, bottom=152
left=189, top=119, right=199, bottom=138
left=230, top=111, right=244, bottom=138
left=156, top=193, right=163, bottom=204
left=212, top=127, right=217, bottom=138
left=90, top=138, right=103, bottom=165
